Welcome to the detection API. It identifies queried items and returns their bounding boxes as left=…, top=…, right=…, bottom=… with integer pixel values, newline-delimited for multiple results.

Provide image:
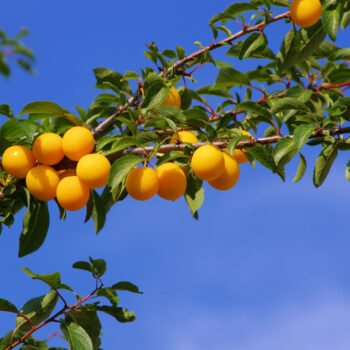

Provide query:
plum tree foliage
left=1, top=0, right=350, bottom=348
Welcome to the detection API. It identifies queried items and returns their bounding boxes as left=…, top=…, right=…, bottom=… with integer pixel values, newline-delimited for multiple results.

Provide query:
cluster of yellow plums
left=1, top=87, right=250, bottom=210
left=1, top=126, right=111, bottom=211
left=125, top=129, right=251, bottom=202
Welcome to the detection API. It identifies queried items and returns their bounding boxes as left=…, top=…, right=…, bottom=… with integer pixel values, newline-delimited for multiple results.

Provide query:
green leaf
left=121, top=71, right=140, bottom=81
left=313, top=143, right=338, bottom=187
left=196, top=85, right=232, bottom=98
left=0, top=54, right=10, bottom=77
left=61, top=319, right=93, bottom=350
left=108, top=155, right=143, bottom=196
left=20, top=267, right=61, bottom=289
left=293, top=124, right=315, bottom=151
left=0, top=104, right=13, bottom=118
left=16, top=292, right=59, bottom=332
left=19, top=101, right=82, bottom=125
left=89, top=257, right=106, bottom=278
left=65, top=310, right=101, bottom=350
left=322, top=1, right=342, bottom=41
left=141, top=80, right=168, bottom=110
left=270, top=97, right=309, bottom=114
left=277, top=23, right=326, bottom=72
left=209, top=2, right=257, bottom=24
left=112, top=282, right=143, bottom=294
left=184, top=174, right=204, bottom=219
left=293, top=153, right=307, bottom=183
left=0, top=298, right=18, bottom=313
left=215, top=67, right=250, bottom=88
left=0, top=119, right=39, bottom=142
left=341, top=10, right=350, bottom=30
left=239, top=33, right=267, bottom=60
left=93, top=67, right=131, bottom=95
left=90, top=190, right=106, bottom=234
left=273, top=137, right=297, bottom=166
left=328, top=48, right=350, bottom=61
left=176, top=46, right=185, bottom=59
left=72, top=261, right=92, bottom=273
left=19, top=200, right=50, bottom=257
left=346, top=161, right=350, bottom=182
left=97, top=288, right=120, bottom=305
left=235, top=101, right=271, bottom=120
left=94, top=305, right=136, bottom=323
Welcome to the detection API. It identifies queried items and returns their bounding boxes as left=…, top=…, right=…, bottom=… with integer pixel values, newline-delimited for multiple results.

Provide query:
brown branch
left=5, top=282, right=103, bottom=350
left=91, top=11, right=291, bottom=138
left=112, top=126, right=350, bottom=157
left=164, top=11, right=290, bottom=76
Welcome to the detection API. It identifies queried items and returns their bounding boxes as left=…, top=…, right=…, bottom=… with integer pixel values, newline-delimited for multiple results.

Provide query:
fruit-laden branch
left=92, top=11, right=291, bottom=138
left=53, top=126, right=350, bottom=169
left=112, top=125, right=350, bottom=159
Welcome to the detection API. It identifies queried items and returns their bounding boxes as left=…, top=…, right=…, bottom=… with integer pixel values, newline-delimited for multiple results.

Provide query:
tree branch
left=106, top=125, right=350, bottom=158
left=92, top=11, right=291, bottom=138
left=5, top=282, right=103, bottom=350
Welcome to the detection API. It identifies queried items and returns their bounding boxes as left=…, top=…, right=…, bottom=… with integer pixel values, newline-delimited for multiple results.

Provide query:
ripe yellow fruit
left=126, top=167, right=159, bottom=201
left=232, top=130, right=253, bottom=164
left=209, top=153, right=240, bottom=191
left=170, top=130, right=198, bottom=144
left=2, top=145, right=36, bottom=179
left=290, top=0, right=322, bottom=28
left=76, top=153, right=111, bottom=189
left=62, top=126, right=95, bottom=161
left=161, top=86, right=181, bottom=108
left=32, top=133, right=64, bottom=165
left=26, top=165, right=60, bottom=201
left=56, top=176, right=90, bottom=211
left=191, top=145, right=225, bottom=181
left=156, top=163, right=187, bottom=201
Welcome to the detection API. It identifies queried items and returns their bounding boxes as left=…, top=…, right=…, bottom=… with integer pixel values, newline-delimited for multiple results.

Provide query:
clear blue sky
left=1, top=1, right=350, bottom=349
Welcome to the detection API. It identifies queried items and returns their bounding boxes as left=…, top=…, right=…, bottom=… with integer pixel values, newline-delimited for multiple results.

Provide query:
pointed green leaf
left=239, top=33, right=267, bottom=60
left=61, top=320, right=93, bottom=350
left=141, top=81, right=169, bottom=110
left=0, top=104, right=13, bottom=118
left=293, top=124, right=315, bottom=151
left=18, top=101, right=82, bottom=125
left=235, top=101, right=271, bottom=120
left=20, top=267, right=61, bottom=289
left=273, top=137, right=297, bottom=166
left=90, top=191, right=106, bottom=234
left=185, top=174, right=204, bottom=219
left=313, top=143, right=338, bottom=187
left=89, top=257, right=106, bottom=278
left=112, top=282, right=143, bottom=294
left=346, top=161, right=350, bottom=182
left=215, top=67, right=250, bottom=88
left=19, top=200, right=50, bottom=257
left=270, top=98, right=309, bottom=114
left=293, top=153, right=307, bottom=183
left=0, top=298, right=18, bottom=313
left=277, top=23, right=326, bottom=72
left=16, top=292, right=58, bottom=332
left=72, top=261, right=93, bottom=273
left=94, top=305, right=136, bottom=323
left=65, top=310, right=101, bottom=350
left=322, top=1, right=342, bottom=41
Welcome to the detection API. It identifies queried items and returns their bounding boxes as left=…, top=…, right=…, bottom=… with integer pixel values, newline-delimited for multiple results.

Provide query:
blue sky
left=1, top=0, right=350, bottom=349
